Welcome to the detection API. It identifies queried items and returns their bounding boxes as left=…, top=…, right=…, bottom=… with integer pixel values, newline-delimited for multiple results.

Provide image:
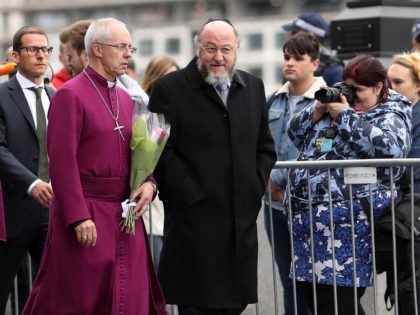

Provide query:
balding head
left=194, top=18, right=239, bottom=86
left=195, top=19, right=239, bottom=53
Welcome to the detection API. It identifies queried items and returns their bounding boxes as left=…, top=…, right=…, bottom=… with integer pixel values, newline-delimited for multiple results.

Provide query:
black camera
left=314, top=82, right=357, bottom=105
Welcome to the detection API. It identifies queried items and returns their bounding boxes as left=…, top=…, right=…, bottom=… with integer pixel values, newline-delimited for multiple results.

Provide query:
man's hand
left=74, top=219, right=97, bottom=246
left=30, top=181, right=52, bottom=208
left=269, top=178, right=285, bottom=202
left=130, top=182, right=155, bottom=219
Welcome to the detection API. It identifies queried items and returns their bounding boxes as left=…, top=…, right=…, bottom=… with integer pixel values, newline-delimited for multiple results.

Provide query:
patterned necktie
left=215, top=84, right=229, bottom=106
left=29, top=87, right=49, bottom=182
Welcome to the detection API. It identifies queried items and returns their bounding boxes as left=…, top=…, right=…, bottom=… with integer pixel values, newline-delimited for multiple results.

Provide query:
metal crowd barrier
left=6, top=158, right=420, bottom=315
left=263, top=158, right=420, bottom=315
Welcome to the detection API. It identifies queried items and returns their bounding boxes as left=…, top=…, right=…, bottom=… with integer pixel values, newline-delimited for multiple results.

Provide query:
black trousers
left=178, top=305, right=247, bottom=315
left=300, top=282, right=366, bottom=315
left=10, top=256, right=34, bottom=314
left=0, top=206, right=48, bottom=315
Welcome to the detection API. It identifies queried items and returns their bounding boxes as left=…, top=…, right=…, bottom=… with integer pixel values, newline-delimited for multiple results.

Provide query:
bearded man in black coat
left=148, top=18, right=276, bottom=315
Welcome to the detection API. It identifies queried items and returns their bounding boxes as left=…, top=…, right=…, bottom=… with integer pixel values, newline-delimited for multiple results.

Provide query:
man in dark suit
left=149, top=18, right=276, bottom=315
left=0, top=26, right=54, bottom=314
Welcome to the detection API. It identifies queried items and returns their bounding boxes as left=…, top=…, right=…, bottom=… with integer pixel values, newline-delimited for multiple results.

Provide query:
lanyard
left=325, top=119, right=337, bottom=139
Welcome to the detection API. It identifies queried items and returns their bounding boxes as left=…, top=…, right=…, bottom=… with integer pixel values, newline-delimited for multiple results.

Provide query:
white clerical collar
left=107, top=80, right=117, bottom=88
left=16, top=71, right=45, bottom=90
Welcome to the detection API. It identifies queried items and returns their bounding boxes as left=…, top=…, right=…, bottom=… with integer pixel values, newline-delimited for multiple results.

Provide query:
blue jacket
left=269, top=77, right=326, bottom=190
left=267, top=77, right=326, bottom=210
left=287, top=91, right=412, bottom=287
left=288, top=90, right=412, bottom=205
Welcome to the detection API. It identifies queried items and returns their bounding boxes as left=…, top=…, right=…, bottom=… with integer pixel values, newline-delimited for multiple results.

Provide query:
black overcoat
left=148, top=57, right=276, bottom=307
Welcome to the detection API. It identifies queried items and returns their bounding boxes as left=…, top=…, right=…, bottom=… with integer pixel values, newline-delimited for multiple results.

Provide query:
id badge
left=315, top=138, right=332, bottom=153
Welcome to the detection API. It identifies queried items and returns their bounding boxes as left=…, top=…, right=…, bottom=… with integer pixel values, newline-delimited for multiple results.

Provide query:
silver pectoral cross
left=114, top=120, right=125, bottom=141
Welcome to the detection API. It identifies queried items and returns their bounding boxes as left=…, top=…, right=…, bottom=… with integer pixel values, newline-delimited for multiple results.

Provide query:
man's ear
left=11, top=51, right=19, bottom=64
left=91, top=45, right=102, bottom=58
left=312, top=58, right=320, bottom=71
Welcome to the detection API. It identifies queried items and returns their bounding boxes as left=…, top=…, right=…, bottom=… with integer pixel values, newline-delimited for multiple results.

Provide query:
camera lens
left=315, top=82, right=357, bottom=105
left=314, top=87, right=341, bottom=103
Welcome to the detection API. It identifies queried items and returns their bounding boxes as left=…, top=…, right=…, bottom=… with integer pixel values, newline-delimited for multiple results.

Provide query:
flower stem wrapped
left=121, top=106, right=170, bottom=234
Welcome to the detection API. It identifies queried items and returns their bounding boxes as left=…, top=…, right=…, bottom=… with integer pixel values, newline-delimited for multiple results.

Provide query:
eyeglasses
left=96, top=43, right=137, bottom=54
left=200, top=44, right=235, bottom=56
left=18, top=46, right=53, bottom=56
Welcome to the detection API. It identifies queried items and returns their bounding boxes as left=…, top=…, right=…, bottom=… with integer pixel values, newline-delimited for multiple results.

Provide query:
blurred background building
left=0, top=0, right=347, bottom=93
left=0, top=0, right=418, bottom=94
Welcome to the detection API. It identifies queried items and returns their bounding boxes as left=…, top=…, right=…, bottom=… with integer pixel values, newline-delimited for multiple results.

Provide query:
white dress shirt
left=15, top=71, right=50, bottom=194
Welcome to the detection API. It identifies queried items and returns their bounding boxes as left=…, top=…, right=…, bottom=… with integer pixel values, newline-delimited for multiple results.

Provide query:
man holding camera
left=263, top=32, right=325, bottom=315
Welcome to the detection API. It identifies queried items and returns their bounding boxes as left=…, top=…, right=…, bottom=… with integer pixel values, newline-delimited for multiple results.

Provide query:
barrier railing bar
left=286, top=171, right=298, bottom=315
left=306, top=171, right=318, bottom=315
left=369, top=184, right=379, bottom=315
left=274, top=158, right=420, bottom=169
left=327, top=168, right=339, bottom=315
left=348, top=184, right=359, bottom=315
left=410, top=168, right=419, bottom=315
left=267, top=180, right=279, bottom=315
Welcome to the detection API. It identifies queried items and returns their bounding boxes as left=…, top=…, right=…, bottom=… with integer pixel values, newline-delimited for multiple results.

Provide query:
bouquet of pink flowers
left=121, top=103, right=170, bottom=234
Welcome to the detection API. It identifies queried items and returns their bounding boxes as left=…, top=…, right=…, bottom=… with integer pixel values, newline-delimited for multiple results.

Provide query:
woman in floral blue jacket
left=287, top=55, right=412, bottom=315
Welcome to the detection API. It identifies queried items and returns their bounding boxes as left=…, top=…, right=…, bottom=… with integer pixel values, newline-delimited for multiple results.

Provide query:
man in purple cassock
left=22, top=18, right=166, bottom=315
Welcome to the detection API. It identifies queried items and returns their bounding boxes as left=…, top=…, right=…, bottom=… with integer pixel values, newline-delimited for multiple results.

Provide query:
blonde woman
left=142, top=55, right=179, bottom=271
left=143, top=55, right=179, bottom=94
left=388, top=52, right=420, bottom=192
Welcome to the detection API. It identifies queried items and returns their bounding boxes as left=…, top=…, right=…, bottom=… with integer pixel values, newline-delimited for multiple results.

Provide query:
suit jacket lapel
left=45, top=85, right=55, bottom=117
left=8, top=77, right=36, bottom=132
left=44, top=85, right=55, bottom=100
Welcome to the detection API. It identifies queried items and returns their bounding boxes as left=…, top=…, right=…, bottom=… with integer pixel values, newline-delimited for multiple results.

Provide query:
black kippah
left=204, top=18, right=233, bottom=27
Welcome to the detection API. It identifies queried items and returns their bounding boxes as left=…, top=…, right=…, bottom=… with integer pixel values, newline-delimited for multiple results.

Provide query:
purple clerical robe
left=22, top=67, right=166, bottom=315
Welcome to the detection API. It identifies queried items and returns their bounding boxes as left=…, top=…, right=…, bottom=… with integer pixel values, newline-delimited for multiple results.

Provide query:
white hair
left=84, top=17, right=127, bottom=61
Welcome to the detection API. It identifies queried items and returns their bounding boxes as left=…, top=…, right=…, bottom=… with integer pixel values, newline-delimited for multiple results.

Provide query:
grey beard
left=196, top=58, right=235, bottom=86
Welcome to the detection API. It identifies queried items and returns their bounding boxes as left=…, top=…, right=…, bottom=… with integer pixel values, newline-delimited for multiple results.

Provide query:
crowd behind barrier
left=270, top=158, right=420, bottom=315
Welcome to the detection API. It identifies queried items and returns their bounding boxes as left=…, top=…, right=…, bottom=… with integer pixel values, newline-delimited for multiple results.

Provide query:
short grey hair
left=84, top=17, right=127, bottom=60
